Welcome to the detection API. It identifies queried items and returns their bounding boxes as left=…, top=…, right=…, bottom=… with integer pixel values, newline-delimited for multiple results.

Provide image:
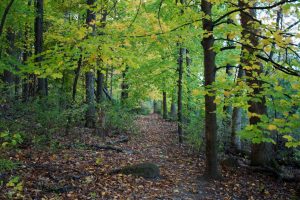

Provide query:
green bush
left=184, top=115, right=204, bottom=151
left=0, top=159, right=18, bottom=173
left=0, top=131, right=23, bottom=149
left=99, top=102, right=138, bottom=135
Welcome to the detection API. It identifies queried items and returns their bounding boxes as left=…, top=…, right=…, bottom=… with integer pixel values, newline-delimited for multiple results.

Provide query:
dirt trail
left=131, top=114, right=204, bottom=199
left=1, top=114, right=296, bottom=199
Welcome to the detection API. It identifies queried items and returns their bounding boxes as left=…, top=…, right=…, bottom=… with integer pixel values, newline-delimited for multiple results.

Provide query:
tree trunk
left=85, top=0, right=96, bottom=128
left=35, top=0, right=47, bottom=96
left=0, top=0, right=15, bottom=36
left=170, top=87, right=177, bottom=119
left=177, top=47, right=185, bottom=143
left=96, top=70, right=104, bottom=102
left=186, top=49, right=192, bottom=113
left=72, top=54, right=82, bottom=102
left=239, top=0, right=273, bottom=166
left=162, top=91, right=167, bottom=119
left=85, top=71, right=96, bottom=128
left=110, top=67, right=113, bottom=97
left=231, top=67, right=244, bottom=152
left=201, top=0, right=219, bottom=179
left=121, top=67, right=129, bottom=103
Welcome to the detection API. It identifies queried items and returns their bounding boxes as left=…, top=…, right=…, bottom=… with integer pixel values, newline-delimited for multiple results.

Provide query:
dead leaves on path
left=0, top=114, right=297, bottom=199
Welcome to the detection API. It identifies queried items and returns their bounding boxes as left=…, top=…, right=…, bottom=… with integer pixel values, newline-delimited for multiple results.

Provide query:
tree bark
left=231, top=67, right=244, bottom=151
left=121, top=67, right=129, bottom=103
left=85, top=0, right=96, bottom=128
left=239, top=0, right=273, bottom=166
left=72, top=54, right=82, bottom=102
left=35, top=0, right=47, bottom=96
left=201, top=0, right=219, bottom=179
left=177, top=47, right=184, bottom=143
left=96, top=70, right=104, bottom=102
left=162, top=91, right=167, bottom=119
left=186, top=49, right=192, bottom=113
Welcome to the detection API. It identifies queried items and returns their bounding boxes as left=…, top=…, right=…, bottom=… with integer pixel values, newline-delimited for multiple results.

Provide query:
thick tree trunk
left=85, top=72, right=96, bottom=128
left=96, top=70, right=104, bottom=102
left=230, top=67, right=244, bottom=152
left=162, top=91, right=167, bottom=119
left=201, top=0, right=219, bottom=179
left=177, top=47, right=185, bottom=143
left=35, top=0, right=47, bottom=96
left=85, top=0, right=96, bottom=128
left=239, top=0, right=273, bottom=166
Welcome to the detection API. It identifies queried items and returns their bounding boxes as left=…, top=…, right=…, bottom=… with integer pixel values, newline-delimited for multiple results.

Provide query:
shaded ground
left=0, top=114, right=297, bottom=199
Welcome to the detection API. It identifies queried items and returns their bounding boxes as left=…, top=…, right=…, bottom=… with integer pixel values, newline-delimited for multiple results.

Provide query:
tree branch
left=0, top=0, right=15, bottom=36
left=213, top=0, right=297, bottom=25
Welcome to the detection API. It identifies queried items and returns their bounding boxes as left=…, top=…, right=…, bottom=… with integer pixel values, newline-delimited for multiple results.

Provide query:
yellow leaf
left=267, top=124, right=277, bottom=131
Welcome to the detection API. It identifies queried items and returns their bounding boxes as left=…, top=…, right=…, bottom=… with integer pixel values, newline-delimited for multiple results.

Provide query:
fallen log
left=106, top=135, right=129, bottom=145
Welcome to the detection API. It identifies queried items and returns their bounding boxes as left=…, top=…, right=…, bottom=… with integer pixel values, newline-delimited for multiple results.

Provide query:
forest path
left=2, top=114, right=296, bottom=199
left=130, top=114, right=204, bottom=199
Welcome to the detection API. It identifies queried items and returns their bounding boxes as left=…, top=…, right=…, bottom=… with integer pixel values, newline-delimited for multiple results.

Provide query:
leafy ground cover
left=0, top=114, right=297, bottom=199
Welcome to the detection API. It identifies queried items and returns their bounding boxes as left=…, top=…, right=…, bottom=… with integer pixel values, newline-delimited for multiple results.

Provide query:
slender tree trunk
left=201, top=0, right=219, bottom=179
left=239, top=0, right=273, bottom=166
left=121, top=67, right=129, bottom=103
left=0, top=0, right=15, bottom=36
left=72, top=54, right=82, bottom=102
left=186, top=49, right=192, bottom=113
left=35, top=0, right=47, bottom=96
left=170, top=87, right=177, bottom=119
left=163, top=91, right=167, bottom=119
left=3, top=27, right=15, bottom=98
left=177, top=47, right=184, bottom=143
left=85, top=0, right=96, bottom=128
left=110, top=67, right=113, bottom=97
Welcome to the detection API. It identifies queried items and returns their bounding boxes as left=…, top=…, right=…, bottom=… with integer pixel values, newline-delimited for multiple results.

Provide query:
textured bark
left=239, top=0, right=273, bottom=166
left=170, top=88, right=177, bottom=119
left=162, top=91, right=167, bottom=119
left=96, top=11, right=107, bottom=103
left=85, top=0, right=96, bottom=128
left=186, top=49, right=192, bottom=113
left=3, top=28, right=15, bottom=97
left=72, top=54, right=82, bottom=102
left=201, top=0, right=219, bottom=179
left=177, top=47, right=185, bottom=144
left=85, top=71, right=96, bottom=128
left=35, top=0, right=47, bottom=96
left=110, top=67, right=113, bottom=97
left=121, top=67, right=129, bottom=103
left=96, top=70, right=104, bottom=102
left=230, top=67, right=244, bottom=151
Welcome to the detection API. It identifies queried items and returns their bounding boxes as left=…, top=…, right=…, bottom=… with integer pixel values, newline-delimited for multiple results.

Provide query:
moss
left=111, top=162, right=160, bottom=179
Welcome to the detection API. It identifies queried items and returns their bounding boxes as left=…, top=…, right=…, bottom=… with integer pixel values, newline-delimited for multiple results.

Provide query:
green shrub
left=99, top=102, right=138, bottom=135
left=0, top=159, right=18, bottom=173
left=0, top=131, right=23, bottom=149
left=184, top=116, right=204, bottom=151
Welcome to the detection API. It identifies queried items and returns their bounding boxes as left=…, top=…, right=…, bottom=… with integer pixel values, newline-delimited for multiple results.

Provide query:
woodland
left=0, top=0, right=300, bottom=199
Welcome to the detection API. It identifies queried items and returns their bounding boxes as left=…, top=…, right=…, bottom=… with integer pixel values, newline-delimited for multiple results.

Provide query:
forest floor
left=0, top=114, right=298, bottom=199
